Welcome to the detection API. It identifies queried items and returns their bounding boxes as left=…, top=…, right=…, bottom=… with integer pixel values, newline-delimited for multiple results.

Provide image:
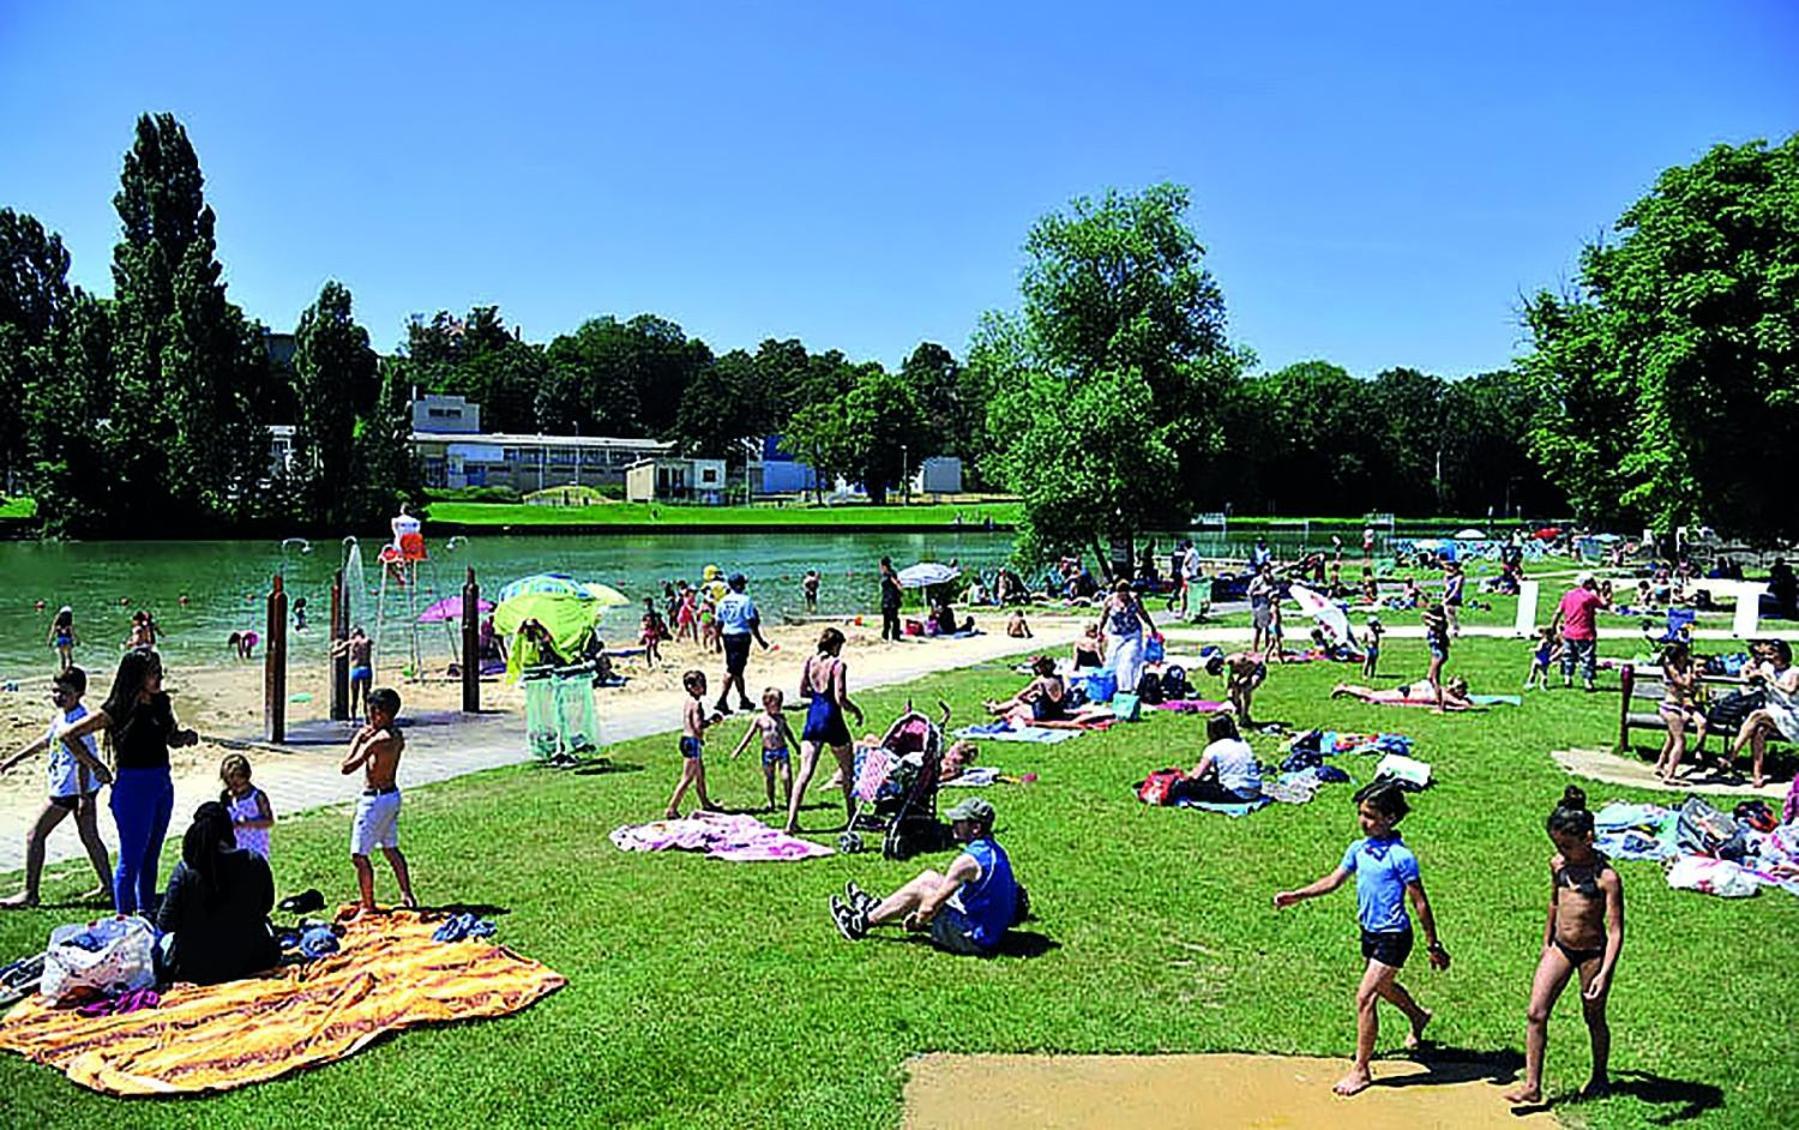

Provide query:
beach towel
left=1152, top=699, right=1230, bottom=714
left=1469, top=694, right=1523, bottom=707
left=955, top=724, right=1078, bottom=745
left=609, top=812, right=834, bottom=861
left=1666, top=854, right=1761, bottom=898
left=0, top=910, right=564, bottom=1096
left=941, top=767, right=1004, bottom=787
left=1172, top=796, right=1273, bottom=818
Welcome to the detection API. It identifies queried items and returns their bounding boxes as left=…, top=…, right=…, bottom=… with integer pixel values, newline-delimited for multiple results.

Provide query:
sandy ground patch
left=1552, top=747, right=1789, bottom=800
left=902, top=1052, right=1553, bottom=1130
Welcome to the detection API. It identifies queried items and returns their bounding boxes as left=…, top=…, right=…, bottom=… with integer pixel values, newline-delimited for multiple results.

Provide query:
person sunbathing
left=1333, top=677, right=1474, bottom=711
left=984, top=657, right=1109, bottom=730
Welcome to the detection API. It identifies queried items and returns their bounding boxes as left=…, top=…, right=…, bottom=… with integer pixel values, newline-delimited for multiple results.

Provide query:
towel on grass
left=1469, top=693, right=1523, bottom=707
left=956, top=723, right=1079, bottom=744
left=1173, top=795, right=1273, bottom=817
left=610, top=812, right=833, bottom=861
left=0, top=910, right=563, bottom=1096
left=1152, top=699, right=1231, bottom=714
left=942, top=767, right=1005, bottom=787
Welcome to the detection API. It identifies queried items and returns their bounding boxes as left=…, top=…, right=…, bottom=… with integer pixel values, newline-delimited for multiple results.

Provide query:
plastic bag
left=1374, top=753, right=1433, bottom=790
left=1666, top=855, right=1760, bottom=898
left=41, top=915, right=157, bottom=1006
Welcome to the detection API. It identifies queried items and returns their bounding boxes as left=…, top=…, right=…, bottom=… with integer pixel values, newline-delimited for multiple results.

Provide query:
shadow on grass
left=415, top=902, right=512, bottom=919
left=570, top=760, right=645, bottom=776
left=1370, top=1046, right=1523, bottom=1089
left=1550, top=1070, right=1725, bottom=1125
left=873, top=929, right=1059, bottom=960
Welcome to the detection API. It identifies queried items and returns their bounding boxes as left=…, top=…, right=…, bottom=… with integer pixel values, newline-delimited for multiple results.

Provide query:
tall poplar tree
left=109, top=113, right=268, bottom=528
left=292, top=280, right=377, bottom=525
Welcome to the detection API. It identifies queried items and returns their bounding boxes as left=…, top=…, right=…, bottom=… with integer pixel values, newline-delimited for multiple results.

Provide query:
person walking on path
left=57, top=649, right=199, bottom=915
left=714, top=573, right=770, bottom=714
left=1551, top=573, right=1609, bottom=692
left=787, top=628, right=865, bottom=835
left=878, top=557, right=903, bottom=642
left=1097, top=580, right=1159, bottom=698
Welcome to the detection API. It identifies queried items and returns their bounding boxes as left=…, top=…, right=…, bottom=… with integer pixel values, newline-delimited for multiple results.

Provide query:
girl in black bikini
left=1504, top=786, right=1624, bottom=1107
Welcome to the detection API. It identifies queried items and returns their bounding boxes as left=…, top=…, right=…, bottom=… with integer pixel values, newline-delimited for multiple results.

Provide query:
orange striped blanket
left=0, top=910, right=565, bottom=1096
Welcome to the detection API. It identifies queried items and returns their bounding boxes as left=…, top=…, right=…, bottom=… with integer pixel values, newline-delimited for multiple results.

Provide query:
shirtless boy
left=340, top=687, right=416, bottom=918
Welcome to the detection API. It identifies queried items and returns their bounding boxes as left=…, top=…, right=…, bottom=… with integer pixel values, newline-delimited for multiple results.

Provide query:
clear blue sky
left=2, top=2, right=1794, bottom=377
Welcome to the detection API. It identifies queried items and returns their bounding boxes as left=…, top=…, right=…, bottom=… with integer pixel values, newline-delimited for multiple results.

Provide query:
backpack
left=1136, top=768, right=1185, bottom=806
left=1135, top=671, right=1164, bottom=705
left=1161, top=664, right=1190, bottom=700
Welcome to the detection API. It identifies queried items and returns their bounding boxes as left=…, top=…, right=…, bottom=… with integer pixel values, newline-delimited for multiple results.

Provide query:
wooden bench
left=1616, top=664, right=1750, bottom=752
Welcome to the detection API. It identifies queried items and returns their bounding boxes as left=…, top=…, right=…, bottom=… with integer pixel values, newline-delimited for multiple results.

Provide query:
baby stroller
left=839, top=701, right=951, bottom=860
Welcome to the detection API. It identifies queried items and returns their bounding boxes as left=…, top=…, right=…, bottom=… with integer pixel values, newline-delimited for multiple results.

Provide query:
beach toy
left=1019, top=772, right=1039, bottom=784
left=854, top=616, right=864, bottom=626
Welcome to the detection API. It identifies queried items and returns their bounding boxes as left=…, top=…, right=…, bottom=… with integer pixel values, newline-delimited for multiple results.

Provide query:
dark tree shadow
left=568, top=759, right=646, bottom=776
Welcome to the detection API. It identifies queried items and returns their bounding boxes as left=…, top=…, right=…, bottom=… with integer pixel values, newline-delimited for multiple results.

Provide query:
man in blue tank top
left=829, top=797, right=1019, bottom=956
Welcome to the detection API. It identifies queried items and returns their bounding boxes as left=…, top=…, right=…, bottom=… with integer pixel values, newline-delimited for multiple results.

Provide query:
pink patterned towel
left=609, top=811, right=834, bottom=862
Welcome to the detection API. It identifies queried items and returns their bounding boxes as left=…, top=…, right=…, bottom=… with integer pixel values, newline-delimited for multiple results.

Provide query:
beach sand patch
left=1552, top=747, right=1787, bottom=799
left=902, top=1052, right=1552, bottom=1129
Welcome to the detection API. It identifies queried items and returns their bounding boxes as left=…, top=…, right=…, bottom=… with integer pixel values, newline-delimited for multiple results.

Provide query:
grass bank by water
left=427, top=500, right=1022, bottom=529
left=0, top=637, right=1791, bottom=1127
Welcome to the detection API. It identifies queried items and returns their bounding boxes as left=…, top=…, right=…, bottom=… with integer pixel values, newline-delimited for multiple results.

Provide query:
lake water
left=0, top=528, right=1408, bottom=682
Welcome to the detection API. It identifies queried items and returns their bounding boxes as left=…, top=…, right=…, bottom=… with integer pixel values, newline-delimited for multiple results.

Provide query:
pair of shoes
left=844, top=880, right=877, bottom=916
left=737, top=698, right=755, bottom=712
left=829, top=895, right=867, bottom=941
left=714, top=700, right=734, bottom=716
left=278, top=888, right=326, bottom=915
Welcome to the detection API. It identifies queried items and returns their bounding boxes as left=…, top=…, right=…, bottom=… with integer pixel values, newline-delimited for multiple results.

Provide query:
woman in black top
left=157, top=802, right=279, bottom=984
left=60, top=650, right=198, bottom=914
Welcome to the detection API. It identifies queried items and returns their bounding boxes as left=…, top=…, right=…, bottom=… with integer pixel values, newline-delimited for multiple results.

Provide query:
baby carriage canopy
left=842, top=701, right=952, bottom=860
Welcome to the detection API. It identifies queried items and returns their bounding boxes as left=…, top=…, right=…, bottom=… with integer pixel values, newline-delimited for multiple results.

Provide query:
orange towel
left=0, top=910, right=565, bottom=1096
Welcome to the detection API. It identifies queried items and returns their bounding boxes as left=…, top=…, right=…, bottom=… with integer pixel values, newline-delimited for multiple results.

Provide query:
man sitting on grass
left=829, top=797, right=1019, bottom=956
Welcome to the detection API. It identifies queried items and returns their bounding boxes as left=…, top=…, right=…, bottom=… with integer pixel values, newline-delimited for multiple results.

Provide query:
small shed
left=625, top=457, right=729, bottom=504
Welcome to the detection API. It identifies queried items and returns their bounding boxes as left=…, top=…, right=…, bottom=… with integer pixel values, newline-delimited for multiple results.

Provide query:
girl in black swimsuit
left=1504, top=786, right=1625, bottom=1107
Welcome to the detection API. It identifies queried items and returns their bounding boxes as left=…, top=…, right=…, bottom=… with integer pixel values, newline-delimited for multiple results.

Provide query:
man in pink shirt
left=1550, top=572, right=1609, bottom=691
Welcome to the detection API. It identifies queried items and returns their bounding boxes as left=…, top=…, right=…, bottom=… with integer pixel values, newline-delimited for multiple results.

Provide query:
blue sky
left=2, top=2, right=1794, bottom=376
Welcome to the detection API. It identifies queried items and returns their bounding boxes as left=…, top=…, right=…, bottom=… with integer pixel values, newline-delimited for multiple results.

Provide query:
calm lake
left=0, top=528, right=1402, bottom=682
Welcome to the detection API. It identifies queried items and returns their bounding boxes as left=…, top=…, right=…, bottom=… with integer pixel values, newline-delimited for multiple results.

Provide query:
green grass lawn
left=1, top=638, right=1793, bottom=1127
left=426, top=500, right=1022, bottom=528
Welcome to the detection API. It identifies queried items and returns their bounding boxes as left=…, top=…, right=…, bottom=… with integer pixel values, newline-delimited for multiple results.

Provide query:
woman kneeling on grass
left=1504, top=786, right=1624, bottom=1107
left=1274, top=781, right=1449, bottom=1096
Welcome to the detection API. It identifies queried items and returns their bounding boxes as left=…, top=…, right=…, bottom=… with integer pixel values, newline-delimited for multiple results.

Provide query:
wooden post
left=265, top=574, right=288, bottom=743
left=329, top=569, right=349, bottom=721
left=461, top=566, right=481, bottom=713
left=1617, top=664, right=1634, bottom=754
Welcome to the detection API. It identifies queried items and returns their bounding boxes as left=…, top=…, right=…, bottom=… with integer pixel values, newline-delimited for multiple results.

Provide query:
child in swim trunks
left=1362, top=617, right=1384, bottom=679
left=46, top=606, right=77, bottom=673
left=1274, top=781, right=1449, bottom=1096
left=666, top=670, right=724, bottom=818
left=341, top=687, right=416, bottom=919
left=331, top=626, right=374, bottom=715
left=1504, top=786, right=1623, bottom=1107
left=732, top=687, right=798, bottom=812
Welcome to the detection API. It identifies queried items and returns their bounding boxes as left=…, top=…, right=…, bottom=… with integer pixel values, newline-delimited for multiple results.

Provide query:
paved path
left=4, top=624, right=1078, bottom=877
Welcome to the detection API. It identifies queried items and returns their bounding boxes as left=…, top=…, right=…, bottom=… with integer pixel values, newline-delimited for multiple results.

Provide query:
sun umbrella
left=1412, top=538, right=1446, bottom=551
left=1454, top=528, right=1487, bottom=540
left=1289, top=583, right=1354, bottom=649
left=897, top=562, right=960, bottom=589
left=497, top=573, right=588, bottom=602
left=579, top=582, right=630, bottom=607
left=493, top=591, right=605, bottom=683
left=1533, top=527, right=1562, bottom=541
left=417, top=595, right=494, bottom=623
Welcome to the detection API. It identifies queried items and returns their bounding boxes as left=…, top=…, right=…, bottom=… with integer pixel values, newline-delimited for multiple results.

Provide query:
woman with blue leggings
left=61, top=649, right=198, bottom=914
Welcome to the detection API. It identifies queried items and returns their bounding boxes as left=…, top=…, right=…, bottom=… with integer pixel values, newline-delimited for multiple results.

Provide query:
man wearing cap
left=714, top=573, right=768, bottom=715
left=829, top=797, right=1019, bottom=956
left=1550, top=572, right=1609, bottom=692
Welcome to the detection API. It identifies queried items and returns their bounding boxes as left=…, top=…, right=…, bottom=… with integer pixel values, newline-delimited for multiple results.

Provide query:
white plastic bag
left=1666, top=855, right=1761, bottom=899
left=40, top=916, right=157, bottom=1005
left=1374, top=753, right=1432, bottom=789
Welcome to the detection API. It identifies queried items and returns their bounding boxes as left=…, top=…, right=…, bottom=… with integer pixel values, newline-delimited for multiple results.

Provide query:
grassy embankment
left=0, top=636, right=1792, bottom=1127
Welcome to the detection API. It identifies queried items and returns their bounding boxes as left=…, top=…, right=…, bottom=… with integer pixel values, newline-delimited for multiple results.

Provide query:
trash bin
left=521, top=671, right=560, bottom=760
left=552, top=666, right=600, bottom=755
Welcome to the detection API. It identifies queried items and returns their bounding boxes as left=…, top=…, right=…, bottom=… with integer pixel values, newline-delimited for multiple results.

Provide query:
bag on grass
left=1135, top=671, right=1164, bottom=705
left=1676, top=795, right=1737, bottom=856
left=1111, top=692, right=1142, bottom=721
left=41, top=915, right=157, bottom=1006
left=1161, top=664, right=1190, bottom=700
left=1136, top=769, right=1185, bottom=805
left=1374, top=753, right=1432, bottom=791
left=1084, top=670, right=1117, bottom=704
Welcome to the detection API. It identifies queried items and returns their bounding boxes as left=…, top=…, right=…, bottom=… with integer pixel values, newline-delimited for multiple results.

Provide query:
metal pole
left=330, top=569, right=348, bottom=721
left=265, top=574, right=287, bottom=743
left=462, top=566, right=481, bottom=713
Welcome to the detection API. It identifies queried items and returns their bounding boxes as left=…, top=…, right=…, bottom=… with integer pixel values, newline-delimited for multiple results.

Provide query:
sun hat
left=944, top=797, right=996, bottom=826
left=1576, top=571, right=1595, bottom=587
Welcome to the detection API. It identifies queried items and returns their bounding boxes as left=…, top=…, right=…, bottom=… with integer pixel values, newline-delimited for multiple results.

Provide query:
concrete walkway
left=4, top=623, right=1079, bottom=877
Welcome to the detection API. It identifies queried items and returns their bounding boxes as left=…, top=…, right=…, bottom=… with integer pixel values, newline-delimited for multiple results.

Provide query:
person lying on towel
left=1332, top=677, right=1473, bottom=712
left=828, top=797, right=1020, bottom=956
left=984, top=657, right=1107, bottom=730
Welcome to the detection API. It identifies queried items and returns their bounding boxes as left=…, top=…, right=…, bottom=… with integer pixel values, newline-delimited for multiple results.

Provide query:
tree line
left=2, top=114, right=1793, bottom=554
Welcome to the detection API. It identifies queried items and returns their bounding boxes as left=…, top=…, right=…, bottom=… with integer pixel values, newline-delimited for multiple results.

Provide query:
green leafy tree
left=538, top=314, right=713, bottom=437
left=1522, top=135, right=1799, bottom=536
left=674, top=350, right=762, bottom=472
left=838, top=364, right=935, bottom=505
left=358, top=356, right=422, bottom=518
left=976, top=184, right=1245, bottom=567
left=291, top=281, right=377, bottom=525
left=109, top=112, right=269, bottom=528
left=22, top=295, right=114, bottom=535
left=0, top=209, right=75, bottom=489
